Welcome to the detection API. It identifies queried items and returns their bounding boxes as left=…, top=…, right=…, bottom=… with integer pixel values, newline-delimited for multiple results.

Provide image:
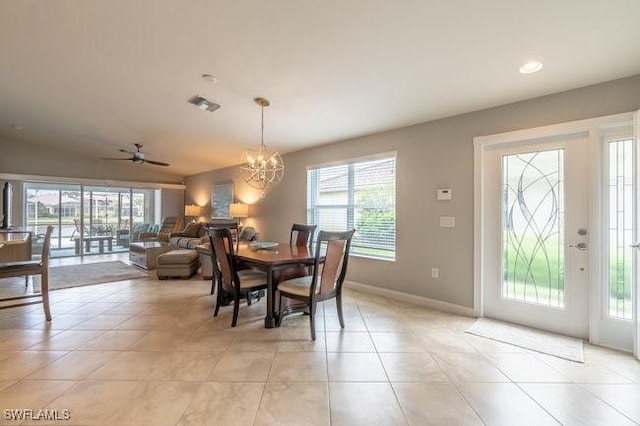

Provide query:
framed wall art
left=211, top=183, right=234, bottom=219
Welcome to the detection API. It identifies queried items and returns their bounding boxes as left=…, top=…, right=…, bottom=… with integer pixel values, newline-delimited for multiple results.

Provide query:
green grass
left=504, top=235, right=633, bottom=318
left=503, top=235, right=564, bottom=291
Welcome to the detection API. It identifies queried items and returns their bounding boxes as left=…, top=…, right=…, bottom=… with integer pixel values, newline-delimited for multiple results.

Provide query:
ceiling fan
left=102, top=143, right=170, bottom=167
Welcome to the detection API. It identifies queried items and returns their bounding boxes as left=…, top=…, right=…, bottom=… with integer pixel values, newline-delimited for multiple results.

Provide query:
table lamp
left=184, top=204, right=202, bottom=223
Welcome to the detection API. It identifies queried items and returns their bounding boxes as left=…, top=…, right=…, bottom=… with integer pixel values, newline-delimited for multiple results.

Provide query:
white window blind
left=307, top=156, right=396, bottom=260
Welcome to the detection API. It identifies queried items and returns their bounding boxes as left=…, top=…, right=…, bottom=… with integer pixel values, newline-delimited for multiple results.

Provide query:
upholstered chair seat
left=277, top=276, right=317, bottom=297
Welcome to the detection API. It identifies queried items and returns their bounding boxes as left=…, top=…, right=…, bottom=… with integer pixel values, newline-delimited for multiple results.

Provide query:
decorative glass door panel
left=607, top=138, right=634, bottom=320
left=502, top=149, right=565, bottom=308
left=483, top=136, right=589, bottom=339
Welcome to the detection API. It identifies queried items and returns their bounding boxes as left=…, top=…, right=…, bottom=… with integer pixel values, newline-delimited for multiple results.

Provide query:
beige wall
left=0, top=137, right=186, bottom=227
left=0, top=137, right=184, bottom=184
left=185, top=74, right=640, bottom=309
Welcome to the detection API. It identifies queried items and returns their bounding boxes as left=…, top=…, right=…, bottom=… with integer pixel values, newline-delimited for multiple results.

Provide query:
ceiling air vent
left=188, top=95, right=220, bottom=112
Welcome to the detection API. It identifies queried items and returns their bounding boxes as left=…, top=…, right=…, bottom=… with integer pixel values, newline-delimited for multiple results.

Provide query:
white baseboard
left=344, top=281, right=476, bottom=317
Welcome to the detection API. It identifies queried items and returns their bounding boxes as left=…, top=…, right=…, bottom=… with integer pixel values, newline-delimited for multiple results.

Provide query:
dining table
left=235, top=242, right=316, bottom=328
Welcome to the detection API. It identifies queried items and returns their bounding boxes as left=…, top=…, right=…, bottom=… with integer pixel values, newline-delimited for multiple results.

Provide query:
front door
left=483, top=136, right=590, bottom=338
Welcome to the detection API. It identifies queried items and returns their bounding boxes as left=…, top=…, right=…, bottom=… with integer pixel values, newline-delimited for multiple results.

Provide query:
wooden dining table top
left=235, top=242, right=315, bottom=267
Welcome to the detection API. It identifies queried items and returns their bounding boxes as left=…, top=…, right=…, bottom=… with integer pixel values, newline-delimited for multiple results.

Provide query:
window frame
left=306, top=151, right=397, bottom=261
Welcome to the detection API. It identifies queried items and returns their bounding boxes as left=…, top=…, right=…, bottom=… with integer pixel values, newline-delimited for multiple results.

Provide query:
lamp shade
left=229, top=203, right=249, bottom=218
left=184, top=204, right=202, bottom=217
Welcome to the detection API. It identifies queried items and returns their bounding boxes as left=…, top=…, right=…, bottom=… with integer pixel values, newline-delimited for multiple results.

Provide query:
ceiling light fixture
left=188, top=95, right=220, bottom=112
left=201, top=73, right=218, bottom=83
left=240, top=97, right=284, bottom=190
left=519, top=60, right=543, bottom=74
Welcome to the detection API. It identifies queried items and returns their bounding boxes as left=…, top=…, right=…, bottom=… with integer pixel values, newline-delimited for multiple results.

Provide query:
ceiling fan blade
left=143, top=159, right=170, bottom=167
left=101, top=157, right=134, bottom=161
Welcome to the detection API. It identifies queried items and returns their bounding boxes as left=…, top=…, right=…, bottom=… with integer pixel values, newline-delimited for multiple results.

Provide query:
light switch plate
left=440, top=216, right=455, bottom=227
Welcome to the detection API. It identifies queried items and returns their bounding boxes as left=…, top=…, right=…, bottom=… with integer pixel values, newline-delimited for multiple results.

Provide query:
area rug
left=465, top=318, right=584, bottom=363
left=34, top=261, right=147, bottom=291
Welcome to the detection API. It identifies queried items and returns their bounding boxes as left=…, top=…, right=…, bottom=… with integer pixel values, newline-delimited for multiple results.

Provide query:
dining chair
left=206, top=221, right=240, bottom=295
left=208, top=227, right=268, bottom=327
left=275, top=223, right=319, bottom=287
left=290, top=223, right=317, bottom=247
left=277, top=229, right=355, bottom=340
left=0, top=225, right=53, bottom=321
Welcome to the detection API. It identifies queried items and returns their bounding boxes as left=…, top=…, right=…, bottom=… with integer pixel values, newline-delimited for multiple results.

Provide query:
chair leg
left=246, top=293, right=252, bottom=306
left=277, top=292, right=283, bottom=326
left=214, top=282, right=223, bottom=317
left=336, top=292, right=345, bottom=329
left=309, top=300, right=317, bottom=341
left=210, top=276, right=216, bottom=295
left=41, top=270, right=52, bottom=322
left=24, top=275, right=28, bottom=288
left=231, top=295, right=240, bottom=327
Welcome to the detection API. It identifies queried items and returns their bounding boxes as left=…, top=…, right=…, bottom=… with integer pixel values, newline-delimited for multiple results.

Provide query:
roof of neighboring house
left=318, top=159, right=395, bottom=192
left=27, top=194, right=80, bottom=206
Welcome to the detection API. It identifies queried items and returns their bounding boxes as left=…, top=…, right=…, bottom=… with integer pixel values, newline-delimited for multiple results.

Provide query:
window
left=606, top=137, right=634, bottom=320
left=307, top=155, right=396, bottom=260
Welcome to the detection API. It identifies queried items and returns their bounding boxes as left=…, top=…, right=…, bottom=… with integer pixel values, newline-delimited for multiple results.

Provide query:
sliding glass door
left=24, top=182, right=158, bottom=258
left=24, top=182, right=82, bottom=257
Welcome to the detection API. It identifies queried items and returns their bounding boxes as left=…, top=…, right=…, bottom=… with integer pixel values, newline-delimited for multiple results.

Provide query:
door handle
left=569, top=243, right=588, bottom=251
left=630, top=243, right=640, bottom=249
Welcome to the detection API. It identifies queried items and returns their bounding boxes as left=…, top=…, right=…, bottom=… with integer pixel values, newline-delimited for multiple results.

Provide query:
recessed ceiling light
left=201, top=73, right=218, bottom=83
left=520, top=60, right=543, bottom=74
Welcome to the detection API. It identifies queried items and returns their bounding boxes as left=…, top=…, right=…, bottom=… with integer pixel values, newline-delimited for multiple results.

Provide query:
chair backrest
left=159, top=216, right=182, bottom=233
left=239, top=226, right=257, bottom=242
left=41, top=225, right=54, bottom=267
left=208, top=227, right=238, bottom=295
left=133, top=223, right=149, bottom=232
left=207, top=221, right=241, bottom=249
left=310, top=229, right=355, bottom=295
left=290, top=223, right=317, bottom=247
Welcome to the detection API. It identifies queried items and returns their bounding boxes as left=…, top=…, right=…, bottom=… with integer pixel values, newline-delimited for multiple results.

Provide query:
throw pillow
left=182, top=223, right=202, bottom=238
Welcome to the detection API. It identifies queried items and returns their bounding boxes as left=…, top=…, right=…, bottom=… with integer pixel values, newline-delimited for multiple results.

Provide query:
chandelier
left=240, top=97, right=284, bottom=190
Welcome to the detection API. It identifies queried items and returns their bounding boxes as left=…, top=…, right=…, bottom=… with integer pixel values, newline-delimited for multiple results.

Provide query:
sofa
left=152, top=217, right=183, bottom=243
left=168, top=222, right=208, bottom=249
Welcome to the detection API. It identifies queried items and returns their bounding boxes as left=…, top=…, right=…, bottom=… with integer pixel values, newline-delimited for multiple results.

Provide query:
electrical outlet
left=431, top=268, right=439, bottom=278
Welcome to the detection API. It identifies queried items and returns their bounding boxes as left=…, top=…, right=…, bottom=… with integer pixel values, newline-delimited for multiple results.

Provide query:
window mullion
left=347, top=164, right=355, bottom=229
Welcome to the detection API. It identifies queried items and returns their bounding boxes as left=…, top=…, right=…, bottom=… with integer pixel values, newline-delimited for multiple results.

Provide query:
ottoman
left=156, top=249, right=200, bottom=279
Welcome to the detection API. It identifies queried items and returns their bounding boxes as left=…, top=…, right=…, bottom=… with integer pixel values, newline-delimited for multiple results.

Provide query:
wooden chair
left=277, top=229, right=355, bottom=340
left=290, top=223, right=317, bottom=248
left=206, top=222, right=239, bottom=295
left=208, top=227, right=268, bottom=327
left=274, top=223, right=318, bottom=286
left=0, top=225, right=53, bottom=321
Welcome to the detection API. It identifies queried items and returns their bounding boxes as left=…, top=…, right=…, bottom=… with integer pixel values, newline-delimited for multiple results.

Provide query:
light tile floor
left=0, top=256, right=639, bottom=425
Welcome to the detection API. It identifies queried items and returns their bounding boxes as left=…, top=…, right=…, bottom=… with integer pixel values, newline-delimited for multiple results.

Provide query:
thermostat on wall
left=437, top=189, right=452, bottom=200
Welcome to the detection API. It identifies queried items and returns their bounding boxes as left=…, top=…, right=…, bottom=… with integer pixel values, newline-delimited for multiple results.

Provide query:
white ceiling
left=1, top=0, right=639, bottom=177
